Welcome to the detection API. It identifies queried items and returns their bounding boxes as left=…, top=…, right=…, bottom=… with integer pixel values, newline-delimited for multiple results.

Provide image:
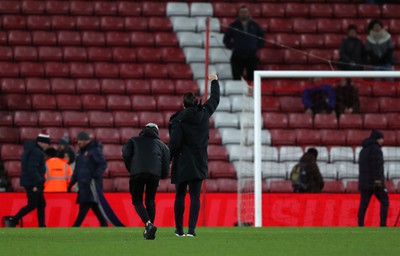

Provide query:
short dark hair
left=307, top=148, right=318, bottom=159
left=45, top=147, right=57, bottom=158
left=347, top=25, right=357, bottom=32
left=367, top=19, right=383, bottom=32
left=183, top=92, right=198, bottom=108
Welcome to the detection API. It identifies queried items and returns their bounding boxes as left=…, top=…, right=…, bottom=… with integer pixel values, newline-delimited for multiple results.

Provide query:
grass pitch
left=0, top=227, right=399, bottom=256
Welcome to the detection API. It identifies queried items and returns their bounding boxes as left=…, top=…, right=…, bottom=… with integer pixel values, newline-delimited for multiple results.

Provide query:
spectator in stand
left=4, top=131, right=51, bottom=227
left=339, top=25, right=365, bottom=71
left=56, top=136, right=75, bottom=166
left=334, top=78, right=360, bottom=117
left=302, top=78, right=336, bottom=116
left=223, top=5, right=264, bottom=81
left=290, top=148, right=324, bottom=193
left=365, top=19, right=395, bottom=71
left=44, top=147, right=73, bottom=193
left=358, top=130, right=389, bottom=227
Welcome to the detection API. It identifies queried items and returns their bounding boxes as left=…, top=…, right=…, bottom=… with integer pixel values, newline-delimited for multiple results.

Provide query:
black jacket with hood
left=20, top=140, right=46, bottom=188
left=169, top=80, right=220, bottom=184
left=122, top=126, right=170, bottom=179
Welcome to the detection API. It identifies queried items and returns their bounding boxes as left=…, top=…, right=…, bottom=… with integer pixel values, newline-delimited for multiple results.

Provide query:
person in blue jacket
left=223, top=5, right=264, bottom=81
left=302, top=79, right=336, bottom=116
left=68, top=131, right=108, bottom=227
left=4, top=131, right=51, bottom=227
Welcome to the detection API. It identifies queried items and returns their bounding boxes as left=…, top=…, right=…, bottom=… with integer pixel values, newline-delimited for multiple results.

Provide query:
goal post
left=253, top=70, right=400, bottom=227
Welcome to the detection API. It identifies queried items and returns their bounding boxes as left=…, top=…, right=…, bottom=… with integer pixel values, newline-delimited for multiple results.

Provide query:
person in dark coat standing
left=339, top=25, right=365, bottom=70
left=169, top=74, right=220, bottom=237
left=358, top=130, right=389, bottom=227
left=5, top=131, right=51, bottom=227
left=223, top=5, right=264, bottom=81
left=56, top=135, right=75, bottom=165
left=122, top=123, right=170, bottom=240
left=68, top=131, right=108, bottom=227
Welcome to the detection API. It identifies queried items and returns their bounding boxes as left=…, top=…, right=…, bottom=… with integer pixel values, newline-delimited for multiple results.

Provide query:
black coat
left=20, top=140, right=46, bottom=188
left=70, top=141, right=107, bottom=204
left=122, top=126, right=170, bottom=179
left=339, top=36, right=365, bottom=70
left=56, top=146, right=76, bottom=165
left=169, top=80, right=220, bottom=184
left=300, top=153, right=324, bottom=193
left=358, top=137, right=385, bottom=191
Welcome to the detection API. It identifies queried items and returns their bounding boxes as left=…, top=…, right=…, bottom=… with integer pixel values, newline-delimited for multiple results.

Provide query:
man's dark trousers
left=130, top=174, right=159, bottom=224
left=231, top=55, right=258, bottom=81
left=14, top=186, right=46, bottom=227
left=73, top=203, right=108, bottom=227
left=358, top=188, right=389, bottom=227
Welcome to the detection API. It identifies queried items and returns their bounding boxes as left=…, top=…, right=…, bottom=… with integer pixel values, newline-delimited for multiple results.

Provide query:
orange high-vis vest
left=44, top=157, right=73, bottom=192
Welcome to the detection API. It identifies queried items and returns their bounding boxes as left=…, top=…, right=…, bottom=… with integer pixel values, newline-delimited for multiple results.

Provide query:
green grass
left=0, top=227, right=399, bottom=256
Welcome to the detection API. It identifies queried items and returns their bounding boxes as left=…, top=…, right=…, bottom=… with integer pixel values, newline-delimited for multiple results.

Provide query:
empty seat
left=107, top=95, right=131, bottom=111
left=330, top=146, right=354, bottom=162
left=119, top=127, right=141, bottom=143
left=20, top=127, right=42, bottom=143
left=177, top=32, right=203, bottom=47
left=7, top=30, right=31, bottom=45
left=62, top=111, right=89, bottom=127
left=100, top=16, right=124, bottom=31
left=270, top=129, right=296, bottom=146
left=279, top=96, right=304, bottom=112
left=208, top=145, right=229, bottom=161
left=168, top=64, right=193, bottom=80
left=38, top=46, right=62, bottom=61
left=279, top=146, right=303, bottom=162
left=322, top=180, right=345, bottom=193
left=94, top=62, right=119, bottom=78
left=339, top=114, right=362, bottom=129
left=213, top=112, right=239, bottom=128
left=126, top=79, right=150, bottom=94
left=358, top=4, right=381, bottom=18
left=262, top=97, right=280, bottom=112
left=25, top=78, right=50, bottom=94
left=156, top=95, right=181, bottom=111
left=160, top=47, right=185, bottom=63
left=1, top=144, right=23, bottom=161
left=300, top=34, right=324, bottom=49
left=0, top=127, right=19, bottom=143
left=275, top=34, right=300, bottom=48
left=82, top=31, right=105, bottom=47
left=269, top=180, right=292, bottom=193
left=1, top=78, right=25, bottom=94
left=46, top=127, right=68, bottom=143
left=46, top=1, right=69, bottom=15
left=131, top=32, right=154, bottom=47
left=216, top=178, right=237, bottom=193
left=131, top=95, right=156, bottom=111
left=309, top=4, right=333, bottom=18
left=113, top=112, right=139, bottom=127
left=63, top=47, right=87, bottom=62
left=31, top=94, right=56, bottom=110
left=359, top=97, right=379, bottom=113
left=37, top=111, right=62, bottom=127
left=284, top=50, right=307, bottom=64
left=381, top=147, right=400, bottom=161
left=70, top=1, right=93, bottom=15
left=81, top=94, right=106, bottom=111
left=94, top=1, right=117, bottom=16
left=380, top=97, right=400, bottom=113
left=320, top=129, right=346, bottom=146
left=106, top=32, right=130, bottom=47
left=337, top=162, right=358, bottom=179
left=19, top=62, right=44, bottom=77
left=0, top=1, right=21, bottom=14
left=261, top=161, right=287, bottom=179
left=263, top=113, right=288, bottom=128
left=285, top=3, right=309, bottom=17
left=118, top=2, right=141, bottom=16
left=171, top=17, right=197, bottom=32
left=346, top=129, right=371, bottom=146
left=51, top=15, right=75, bottom=30
left=154, top=32, right=179, bottom=47
left=136, top=47, right=161, bottom=63
left=57, top=31, right=81, bottom=46
left=69, top=62, right=94, bottom=78
left=296, top=129, right=321, bottom=145
left=13, top=46, right=36, bottom=61
left=314, top=114, right=337, bottom=129
left=217, top=128, right=240, bottom=145
left=138, top=112, right=164, bottom=127
left=3, top=161, right=21, bottom=178
left=112, top=47, right=136, bottom=62
left=0, top=111, right=13, bottom=126
left=317, top=19, right=342, bottom=34
left=333, top=4, right=357, bottom=18
left=387, top=162, right=400, bottom=180
left=6, top=94, right=31, bottom=110
left=113, top=177, right=129, bottom=192
left=87, top=47, right=112, bottom=62
left=387, top=113, right=400, bottom=129
left=363, top=113, right=387, bottom=130
left=196, top=17, right=220, bottom=32
left=288, top=113, right=313, bottom=128
left=56, top=95, right=82, bottom=111
left=119, top=63, right=144, bottom=78
left=88, top=111, right=114, bottom=128
left=141, top=2, right=166, bottom=17
left=95, top=128, right=120, bottom=144
left=76, top=16, right=100, bottom=30
left=293, top=19, right=317, bottom=34
left=227, top=145, right=253, bottom=162
left=166, top=2, right=189, bottom=17
left=100, top=79, right=125, bottom=95
left=107, top=161, right=129, bottom=178
left=261, top=3, right=285, bottom=18
left=190, top=3, right=213, bottom=17
left=175, top=80, right=199, bottom=94
left=3, top=15, right=26, bottom=30
left=149, top=17, right=172, bottom=32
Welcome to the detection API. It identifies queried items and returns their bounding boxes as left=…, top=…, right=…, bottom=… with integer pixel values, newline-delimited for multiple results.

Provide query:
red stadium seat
left=160, top=47, right=185, bottom=63
left=56, top=95, right=82, bottom=111
left=19, top=62, right=44, bottom=77
left=7, top=30, right=31, bottom=45
left=314, top=114, right=337, bottom=129
left=62, top=111, right=89, bottom=127
left=288, top=113, right=313, bottom=128
left=26, top=15, right=50, bottom=30
left=0, top=111, right=13, bottom=126
left=126, top=79, right=150, bottom=94
left=357, top=4, right=381, bottom=18
left=103, top=179, right=114, bottom=192
left=6, top=94, right=31, bottom=110
left=341, top=19, right=367, bottom=34
left=112, top=47, right=136, bottom=62
left=87, top=111, right=114, bottom=128
left=87, top=47, right=112, bottom=62
left=156, top=95, right=181, bottom=111
left=25, top=78, right=50, bottom=94
left=320, top=129, right=346, bottom=145
left=0, top=46, right=13, bottom=61
left=269, top=180, right=293, bottom=193
left=363, top=113, right=387, bottom=130
left=46, top=127, right=68, bottom=143
left=149, top=17, right=172, bottom=32
left=346, top=129, right=371, bottom=146
left=119, top=127, right=141, bottom=142
left=141, top=2, right=166, bottom=17
left=258, top=49, right=285, bottom=64
left=158, top=128, right=169, bottom=143
left=125, top=17, right=148, bottom=31
left=101, top=17, right=124, bottom=31
left=38, top=46, right=62, bottom=61
left=279, top=96, right=304, bottom=112
left=382, top=4, right=400, bottom=19
left=2, top=15, right=26, bottom=30
left=317, top=19, right=342, bottom=33
left=268, top=19, right=292, bottom=33
left=339, top=114, right=363, bottom=129
left=208, top=129, right=221, bottom=144
left=150, top=79, right=175, bottom=95
left=207, top=145, right=229, bottom=161
left=293, top=19, right=317, bottom=34
left=101, top=79, right=125, bottom=95
left=216, top=178, right=237, bottom=193
left=203, top=179, right=218, bottom=193
left=296, top=129, right=321, bottom=145
left=119, top=64, right=144, bottom=78
left=300, top=34, right=324, bottom=49
left=323, top=34, right=343, bottom=49
left=106, top=32, right=130, bottom=47
left=382, top=130, right=397, bottom=146
left=333, top=4, right=357, bottom=18
left=209, top=161, right=236, bottom=178
left=263, top=113, right=288, bottom=128
left=261, top=3, right=285, bottom=18
left=0, top=1, right=21, bottom=14
left=275, top=34, right=300, bottom=48
left=270, top=129, right=296, bottom=146
left=175, top=80, right=199, bottom=94
left=131, top=32, right=154, bottom=47
left=380, top=97, right=400, bottom=113
left=136, top=47, right=161, bottom=63
left=168, top=64, right=193, bottom=80
left=107, top=161, right=129, bottom=178
left=22, top=1, right=45, bottom=14
left=113, top=112, right=139, bottom=128
left=107, top=95, right=131, bottom=111
left=285, top=3, right=309, bottom=17
left=372, top=83, right=396, bottom=97
left=138, top=112, right=164, bottom=127
left=131, top=95, right=156, bottom=111
left=103, top=144, right=123, bottom=161
left=82, top=31, right=105, bottom=47
left=1, top=78, right=25, bottom=94
left=20, top=127, right=40, bottom=142
left=94, top=62, right=119, bottom=78
left=14, top=111, right=37, bottom=126
left=213, top=3, right=237, bottom=17
left=4, top=161, right=21, bottom=178
left=346, top=180, right=359, bottom=193
left=70, top=1, right=93, bottom=16
left=70, top=62, right=94, bottom=78
left=307, top=49, right=332, bottom=64
left=144, top=63, right=168, bottom=78
left=113, top=177, right=129, bottom=192
left=51, top=78, right=75, bottom=94
left=81, top=95, right=107, bottom=111
left=323, top=180, right=344, bottom=193
left=154, top=32, right=179, bottom=47
left=359, top=97, right=379, bottom=113
left=63, top=47, right=87, bottom=62
left=309, top=4, right=333, bottom=18
left=46, top=1, right=69, bottom=15
left=0, top=144, right=23, bottom=161
left=0, top=127, right=19, bottom=143
left=37, top=111, right=62, bottom=127
left=387, top=113, right=400, bottom=129
left=76, top=16, right=100, bottom=30
left=284, top=50, right=307, bottom=64
left=75, top=78, right=100, bottom=94
left=44, top=62, right=69, bottom=78
left=0, top=62, right=19, bottom=77
left=68, top=128, right=94, bottom=143
left=95, top=128, right=120, bottom=144
left=118, top=1, right=141, bottom=16
left=51, top=15, right=75, bottom=30
left=219, top=17, right=234, bottom=33
left=94, top=1, right=117, bottom=15
left=57, top=31, right=81, bottom=46
left=31, top=94, right=56, bottom=110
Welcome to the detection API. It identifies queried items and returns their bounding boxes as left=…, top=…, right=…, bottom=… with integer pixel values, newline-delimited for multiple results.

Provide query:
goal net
left=236, top=71, right=400, bottom=227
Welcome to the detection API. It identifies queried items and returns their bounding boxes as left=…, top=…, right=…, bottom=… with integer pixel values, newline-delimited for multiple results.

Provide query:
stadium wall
left=1, top=193, right=399, bottom=227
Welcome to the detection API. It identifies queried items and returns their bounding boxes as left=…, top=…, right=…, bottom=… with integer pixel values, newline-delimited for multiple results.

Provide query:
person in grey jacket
left=122, top=123, right=170, bottom=240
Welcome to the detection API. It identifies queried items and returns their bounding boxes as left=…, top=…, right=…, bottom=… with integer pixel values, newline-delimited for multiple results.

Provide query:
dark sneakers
left=3, top=216, right=17, bottom=228
left=145, top=223, right=157, bottom=240
left=175, top=230, right=185, bottom=237
left=186, top=231, right=197, bottom=237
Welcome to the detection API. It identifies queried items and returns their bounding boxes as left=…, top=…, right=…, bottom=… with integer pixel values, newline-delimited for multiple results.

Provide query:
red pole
left=201, top=16, right=210, bottom=227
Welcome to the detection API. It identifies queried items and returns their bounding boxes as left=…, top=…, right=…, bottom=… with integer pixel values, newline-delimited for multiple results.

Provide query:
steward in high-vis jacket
left=44, top=147, right=73, bottom=192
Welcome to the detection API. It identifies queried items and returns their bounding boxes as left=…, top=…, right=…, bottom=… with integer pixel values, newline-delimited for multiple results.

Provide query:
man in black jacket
left=339, top=25, right=365, bottom=70
left=223, top=5, right=264, bottom=81
left=5, top=131, right=50, bottom=227
left=358, top=130, right=389, bottom=227
left=122, top=123, right=170, bottom=240
left=169, top=74, right=220, bottom=237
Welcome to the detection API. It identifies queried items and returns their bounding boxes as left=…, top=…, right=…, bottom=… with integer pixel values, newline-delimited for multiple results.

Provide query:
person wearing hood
left=169, top=74, right=220, bottom=237
left=4, top=131, right=51, bottom=227
left=68, top=131, right=108, bottom=227
left=56, top=135, right=75, bottom=165
left=339, top=25, right=366, bottom=70
left=358, top=129, right=389, bottom=227
left=122, top=123, right=170, bottom=240
left=365, top=19, right=395, bottom=71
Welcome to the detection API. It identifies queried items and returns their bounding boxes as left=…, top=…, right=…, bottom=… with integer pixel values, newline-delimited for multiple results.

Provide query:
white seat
left=166, top=2, right=189, bottom=17
left=304, top=146, right=329, bottom=162
left=239, top=112, right=261, bottom=129
left=171, top=17, right=197, bottom=32
left=213, top=112, right=238, bottom=128
left=196, top=17, right=220, bottom=32
left=245, top=129, right=271, bottom=146
left=262, top=146, right=279, bottom=161
left=317, top=163, right=337, bottom=180
left=219, top=128, right=241, bottom=145
left=262, top=161, right=287, bottom=179
left=214, top=96, right=231, bottom=112
left=386, top=162, right=400, bottom=180
left=203, top=32, right=225, bottom=48
left=227, top=145, right=253, bottom=161
left=197, top=78, right=224, bottom=96
left=330, top=146, right=354, bottom=162
left=184, top=47, right=205, bottom=63
left=190, top=3, right=213, bottom=17
left=224, top=80, right=247, bottom=95
left=382, top=147, right=400, bottom=161
left=354, top=146, right=362, bottom=163
left=336, top=162, right=359, bottom=179
left=215, top=63, right=233, bottom=80
left=177, top=32, right=203, bottom=47
left=209, top=48, right=231, bottom=64
left=233, top=161, right=253, bottom=179
left=191, top=63, right=217, bottom=80
left=279, top=146, right=304, bottom=162
left=230, top=95, right=253, bottom=112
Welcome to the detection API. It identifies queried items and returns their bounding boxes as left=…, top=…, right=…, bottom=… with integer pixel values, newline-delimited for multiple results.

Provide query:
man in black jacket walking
left=122, top=123, right=170, bottom=240
left=169, top=74, right=220, bottom=237
left=223, top=5, right=264, bottom=81
left=358, top=130, right=389, bottom=227
left=5, top=131, right=51, bottom=227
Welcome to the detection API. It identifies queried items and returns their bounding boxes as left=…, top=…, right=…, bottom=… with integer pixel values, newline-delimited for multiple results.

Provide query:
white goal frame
left=253, top=70, right=400, bottom=227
